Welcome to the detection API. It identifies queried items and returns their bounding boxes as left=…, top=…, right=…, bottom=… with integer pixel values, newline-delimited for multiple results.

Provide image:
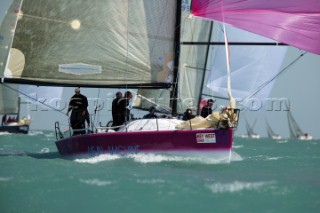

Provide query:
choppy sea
left=0, top=131, right=319, bottom=213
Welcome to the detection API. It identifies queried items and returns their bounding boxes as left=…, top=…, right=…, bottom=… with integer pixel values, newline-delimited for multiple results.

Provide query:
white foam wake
left=206, top=181, right=275, bottom=193
left=73, top=151, right=243, bottom=164
left=39, top=148, right=50, bottom=153
left=0, top=132, right=12, bottom=136
left=132, top=153, right=232, bottom=164
left=28, top=130, right=45, bottom=136
left=74, top=154, right=121, bottom=164
left=233, top=145, right=243, bottom=149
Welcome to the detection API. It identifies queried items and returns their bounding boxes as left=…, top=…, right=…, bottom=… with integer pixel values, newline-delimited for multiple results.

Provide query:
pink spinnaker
left=191, top=0, right=320, bottom=55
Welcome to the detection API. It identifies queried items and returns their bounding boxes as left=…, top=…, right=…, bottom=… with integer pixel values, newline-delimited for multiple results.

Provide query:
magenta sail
left=191, top=0, right=320, bottom=55
left=55, top=128, right=234, bottom=159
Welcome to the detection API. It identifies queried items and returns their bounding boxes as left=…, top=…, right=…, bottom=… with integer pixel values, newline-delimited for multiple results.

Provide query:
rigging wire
left=1, top=83, right=66, bottom=116
left=91, top=88, right=101, bottom=126
left=202, top=50, right=308, bottom=104
left=240, top=51, right=308, bottom=105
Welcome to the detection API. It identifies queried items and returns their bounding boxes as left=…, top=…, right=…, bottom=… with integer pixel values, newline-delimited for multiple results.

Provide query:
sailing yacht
left=244, top=118, right=260, bottom=139
left=265, top=119, right=281, bottom=140
left=287, top=111, right=312, bottom=140
left=1, top=1, right=319, bottom=158
left=241, top=133, right=248, bottom=139
left=2, top=0, right=240, bottom=161
left=0, top=84, right=30, bottom=134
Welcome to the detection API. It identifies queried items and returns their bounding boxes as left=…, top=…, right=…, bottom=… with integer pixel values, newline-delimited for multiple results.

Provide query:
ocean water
left=0, top=131, right=319, bottom=213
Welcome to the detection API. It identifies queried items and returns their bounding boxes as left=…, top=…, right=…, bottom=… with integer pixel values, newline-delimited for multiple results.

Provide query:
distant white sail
left=245, top=117, right=260, bottom=139
left=287, top=110, right=312, bottom=140
left=266, top=119, right=281, bottom=140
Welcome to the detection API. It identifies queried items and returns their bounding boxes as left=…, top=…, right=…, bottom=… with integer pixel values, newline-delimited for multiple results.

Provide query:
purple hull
left=55, top=128, right=234, bottom=158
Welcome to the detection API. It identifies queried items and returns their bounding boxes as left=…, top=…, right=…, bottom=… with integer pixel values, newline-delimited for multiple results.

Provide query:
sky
left=236, top=49, right=320, bottom=139
left=1, top=0, right=320, bottom=138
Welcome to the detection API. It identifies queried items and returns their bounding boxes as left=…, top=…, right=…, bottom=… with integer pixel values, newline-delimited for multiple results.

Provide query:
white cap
left=75, top=87, right=80, bottom=92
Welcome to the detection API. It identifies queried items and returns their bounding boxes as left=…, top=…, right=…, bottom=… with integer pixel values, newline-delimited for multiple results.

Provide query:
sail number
left=88, top=145, right=140, bottom=157
left=196, top=133, right=216, bottom=143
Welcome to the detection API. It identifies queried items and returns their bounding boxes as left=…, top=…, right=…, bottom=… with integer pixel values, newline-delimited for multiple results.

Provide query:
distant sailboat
left=265, top=119, right=281, bottom=140
left=243, top=118, right=260, bottom=139
left=0, top=84, right=30, bottom=134
left=287, top=111, right=312, bottom=140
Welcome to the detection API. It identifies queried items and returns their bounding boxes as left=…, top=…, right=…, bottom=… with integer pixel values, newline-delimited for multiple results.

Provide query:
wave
left=28, top=130, right=45, bottom=136
left=206, top=181, right=275, bottom=193
left=0, top=132, right=14, bottom=136
left=136, top=179, right=166, bottom=184
left=0, top=151, right=26, bottom=156
left=233, top=145, right=243, bottom=149
left=79, top=178, right=113, bottom=186
left=248, top=155, right=283, bottom=161
left=265, top=156, right=282, bottom=161
left=276, top=140, right=288, bottom=143
left=230, top=151, right=243, bottom=162
left=0, top=176, right=12, bottom=182
left=39, top=148, right=50, bottom=153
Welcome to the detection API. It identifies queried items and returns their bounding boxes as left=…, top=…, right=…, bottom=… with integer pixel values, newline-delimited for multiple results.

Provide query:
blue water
left=0, top=131, right=319, bottom=213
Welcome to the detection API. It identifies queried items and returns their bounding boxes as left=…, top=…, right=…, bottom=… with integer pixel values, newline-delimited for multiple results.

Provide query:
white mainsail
left=134, top=0, right=211, bottom=114
left=0, top=0, right=23, bottom=117
left=0, top=0, right=23, bottom=77
left=0, top=83, right=19, bottom=115
left=3, top=0, right=176, bottom=87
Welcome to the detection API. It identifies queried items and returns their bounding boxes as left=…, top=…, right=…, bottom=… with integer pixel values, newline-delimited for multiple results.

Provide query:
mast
left=197, top=21, right=214, bottom=115
left=17, top=97, right=20, bottom=121
left=170, top=0, right=182, bottom=116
